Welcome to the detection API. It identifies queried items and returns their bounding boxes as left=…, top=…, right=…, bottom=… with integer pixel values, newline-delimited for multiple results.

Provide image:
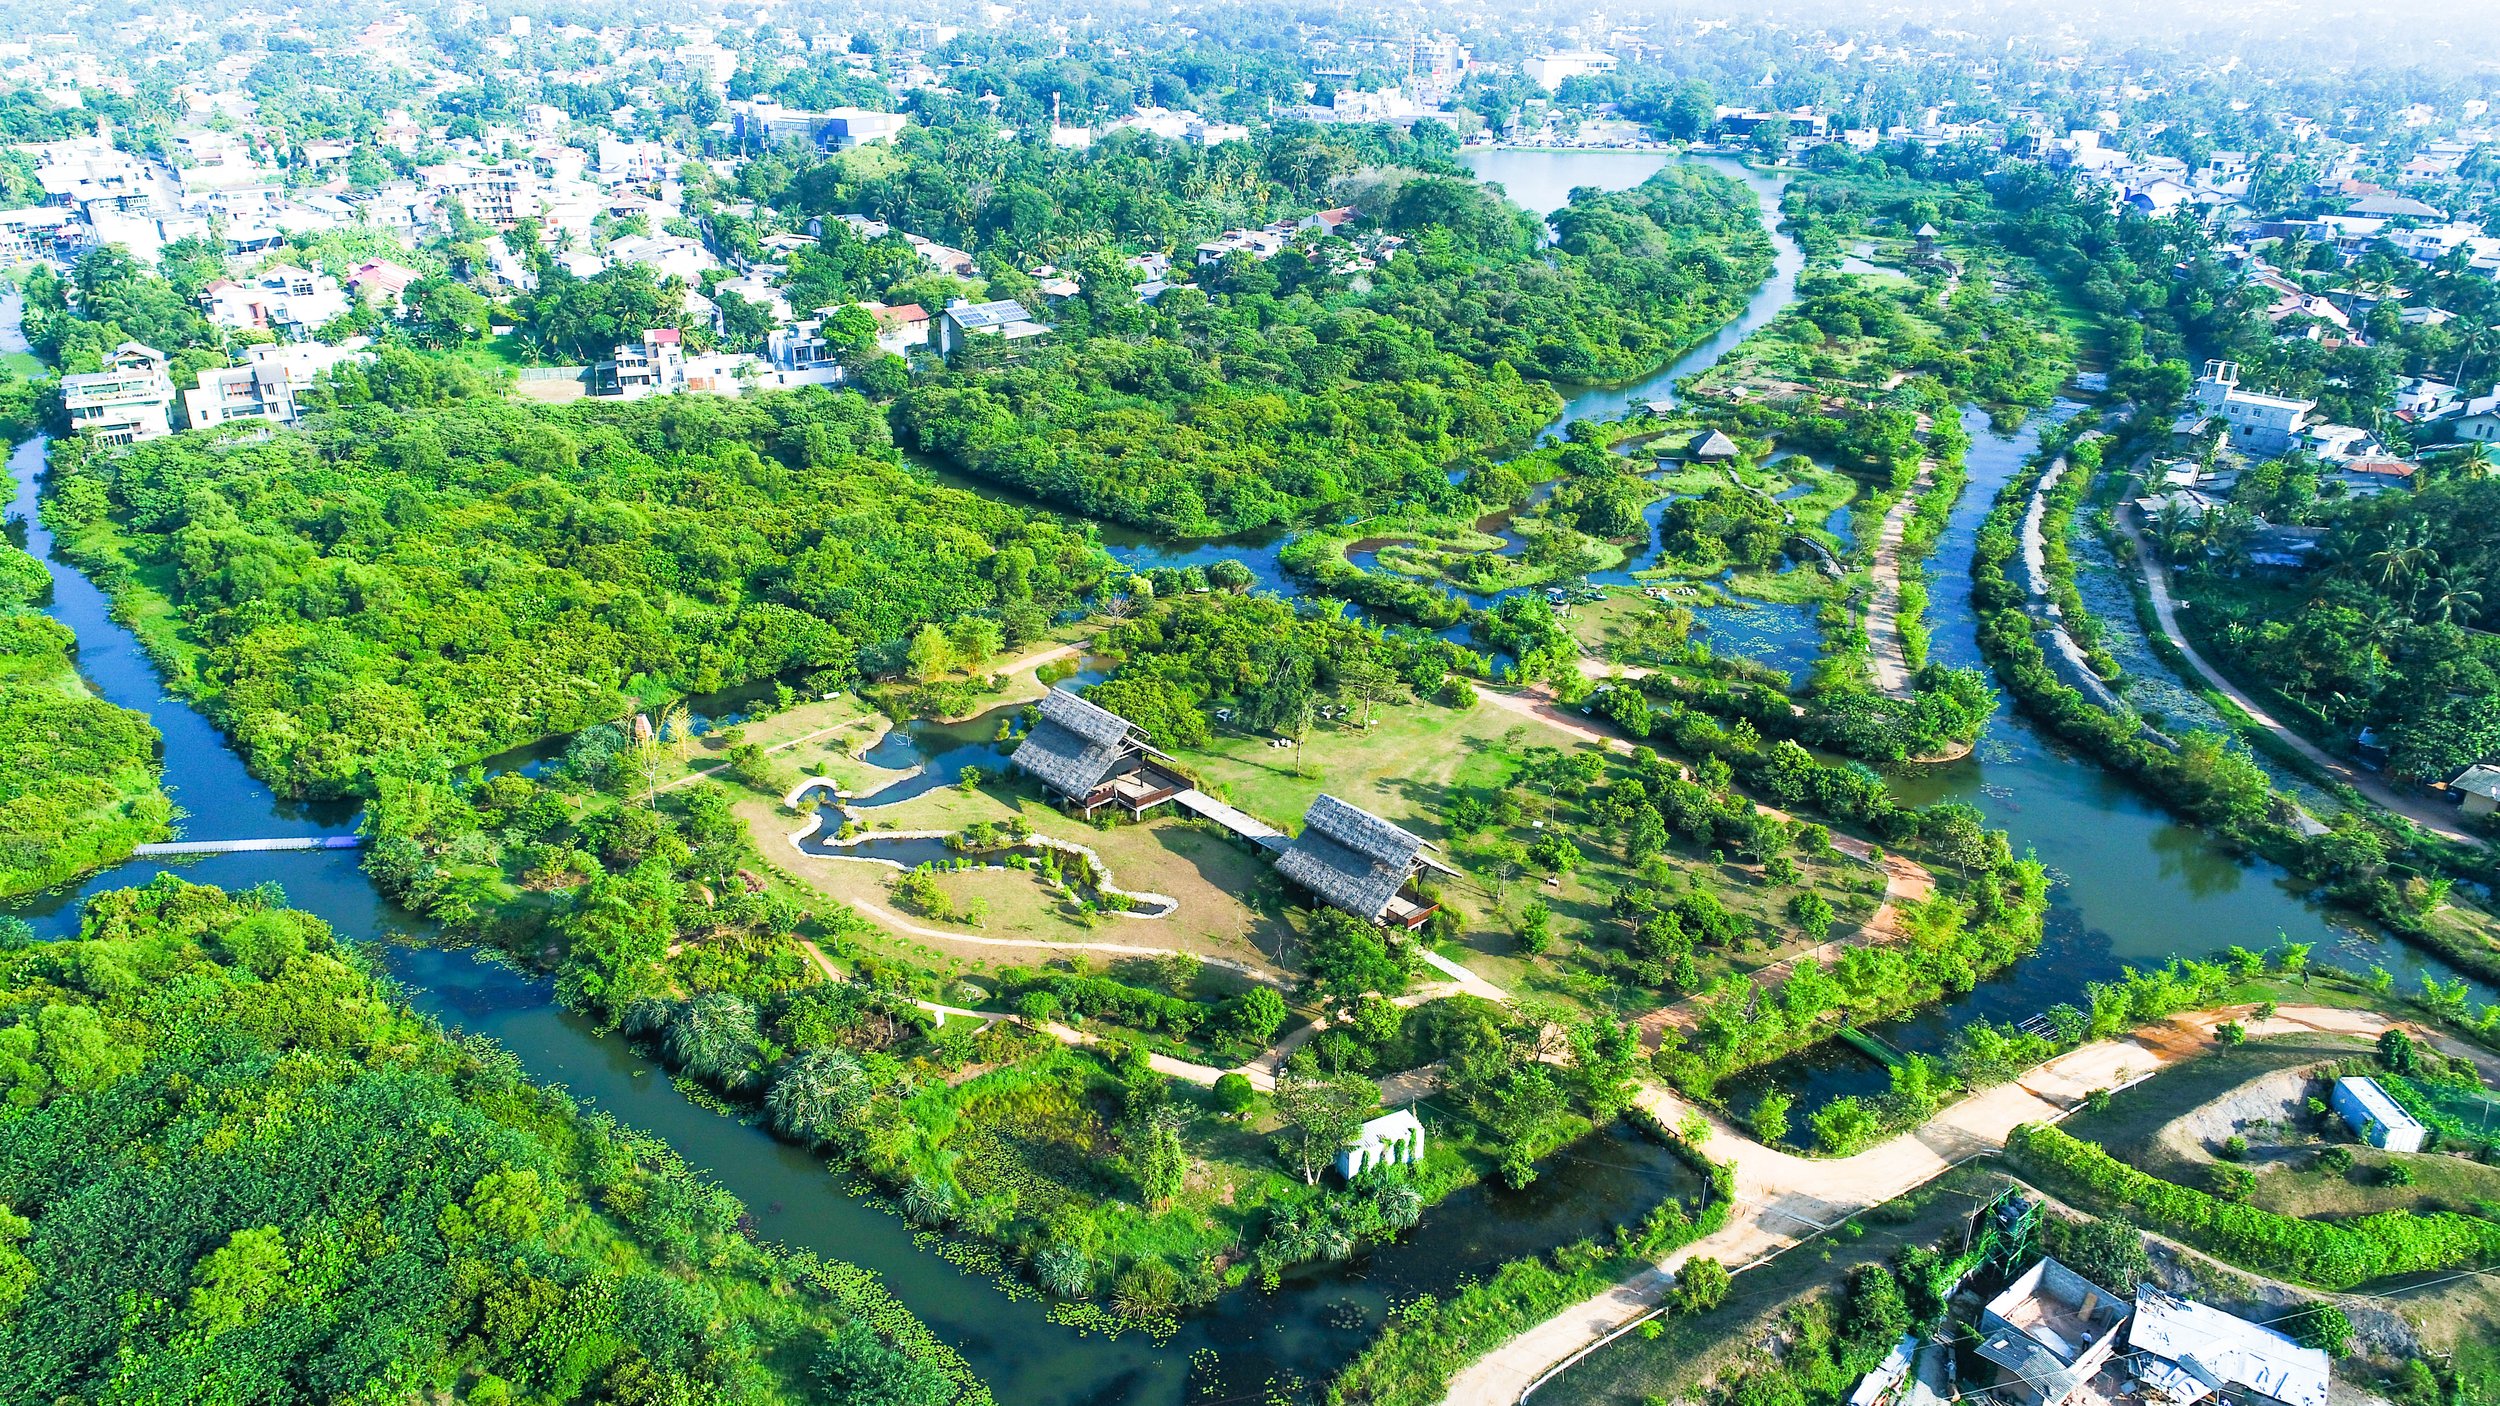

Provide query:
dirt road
left=2118, top=508, right=2484, bottom=848
left=1866, top=463, right=1932, bottom=698
left=1445, top=1003, right=2400, bottom=1406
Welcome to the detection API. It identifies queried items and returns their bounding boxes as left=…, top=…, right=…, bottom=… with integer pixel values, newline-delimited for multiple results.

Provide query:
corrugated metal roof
left=2128, top=1289, right=2329, bottom=1406
left=2334, top=1075, right=2426, bottom=1138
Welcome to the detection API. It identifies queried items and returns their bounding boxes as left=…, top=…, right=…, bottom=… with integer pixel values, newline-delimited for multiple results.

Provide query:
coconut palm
left=2426, top=574, right=2485, bottom=626
left=2366, top=520, right=2437, bottom=598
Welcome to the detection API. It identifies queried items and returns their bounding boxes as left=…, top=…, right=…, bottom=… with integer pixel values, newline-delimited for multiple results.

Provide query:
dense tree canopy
left=0, top=875, right=979, bottom=1406
left=46, top=387, right=1110, bottom=797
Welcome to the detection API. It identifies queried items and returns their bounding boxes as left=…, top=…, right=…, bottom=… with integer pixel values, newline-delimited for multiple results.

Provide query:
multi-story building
left=183, top=340, right=370, bottom=430
left=60, top=342, right=175, bottom=445
left=2190, top=361, right=2316, bottom=456
left=199, top=265, right=351, bottom=340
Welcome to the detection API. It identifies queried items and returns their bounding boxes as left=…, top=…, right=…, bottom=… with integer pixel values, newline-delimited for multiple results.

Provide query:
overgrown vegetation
left=0, top=874, right=983, bottom=1406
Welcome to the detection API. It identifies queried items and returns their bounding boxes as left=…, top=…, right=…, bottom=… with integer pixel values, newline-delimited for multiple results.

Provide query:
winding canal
left=3, top=150, right=2488, bottom=1405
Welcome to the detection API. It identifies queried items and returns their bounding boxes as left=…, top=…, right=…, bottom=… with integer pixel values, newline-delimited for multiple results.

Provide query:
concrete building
left=182, top=340, right=369, bottom=430
left=2192, top=361, right=2315, bottom=456
left=2332, top=1075, right=2428, bottom=1152
left=1336, top=1108, right=1425, bottom=1180
left=1524, top=49, right=1618, bottom=90
left=1972, top=1258, right=2131, bottom=1406
left=200, top=265, right=350, bottom=340
left=60, top=342, right=174, bottom=445
left=732, top=101, right=909, bottom=151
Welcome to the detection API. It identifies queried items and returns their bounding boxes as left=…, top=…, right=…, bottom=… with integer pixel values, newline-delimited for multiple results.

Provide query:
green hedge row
left=2006, top=1123, right=2500, bottom=1290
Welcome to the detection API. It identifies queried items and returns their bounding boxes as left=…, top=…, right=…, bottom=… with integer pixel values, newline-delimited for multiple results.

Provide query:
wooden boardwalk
left=1172, top=788, right=1288, bottom=850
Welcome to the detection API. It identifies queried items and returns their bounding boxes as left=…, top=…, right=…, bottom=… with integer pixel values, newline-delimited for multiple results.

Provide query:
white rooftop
left=2334, top=1075, right=2426, bottom=1138
left=2129, top=1288, right=2329, bottom=1406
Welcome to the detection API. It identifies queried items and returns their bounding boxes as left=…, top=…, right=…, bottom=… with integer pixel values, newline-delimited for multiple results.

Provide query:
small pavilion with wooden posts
left=1274, top=793, right=1460, bottom=930
left=1008, top=686, right=1190, bottom=820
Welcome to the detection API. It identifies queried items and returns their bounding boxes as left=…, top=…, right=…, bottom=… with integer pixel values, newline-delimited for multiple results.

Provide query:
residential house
left=864, top=301, right=931, bottom=356
left=183, top=339, right=369, bottom=429
left=598, top=328, right=686, bottom=397
left=2451, top=764, right=2500, bottom=818
left=60, top=342, right=175, bottom=445
left=1274, top=794, right=1461, bottom=929
left=713, top=272, right=792, bottom=325
left=2395, top=376, right=2461, bottom=419
left=2128, top=1289, right=2329, bottom=1406
left=906, top=234, right=977, bottom=277
left=2331, top=457, right=2416, bottom=496
left=937, top=298, right=1047, bottom=357
left=2332, top=1075, right=2428, bottom=1152
left=1007, top=687, right=1189, bottom=819
left=1971, top=1258, right=2131, bottom=1406
left=0, top=205, right=81, bottom=261
left=2448, top=385, right=2500, bottom=443
left=200, top=265, right=350, bottom=341
left=2190, top=361, right=2314, bottom=456
left=1195, top=227, right=1288, bottom=264
left=1335, top=1108, right=1424, bottom=1181
left=346, top=259, right=422, bottom=309
left=605, top=233, right=714, bottom=284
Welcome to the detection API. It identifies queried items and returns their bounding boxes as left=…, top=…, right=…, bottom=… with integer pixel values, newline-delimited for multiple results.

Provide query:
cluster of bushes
left=2006, top=1123, right=2500, bottom=1290
left=1662, top=863, right=2048, bottom=1099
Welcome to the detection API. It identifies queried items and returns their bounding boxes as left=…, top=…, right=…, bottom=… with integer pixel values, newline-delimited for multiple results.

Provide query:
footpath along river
left=3, top=150, right=2488, bottom=1405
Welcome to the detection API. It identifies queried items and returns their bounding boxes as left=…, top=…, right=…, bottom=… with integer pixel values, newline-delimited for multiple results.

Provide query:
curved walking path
left=2118, top=507, right=2486, bottom=848
left=1447, top=1002, right=2404, bottom=1406
left=1865, top=462, right=1933, bottom=698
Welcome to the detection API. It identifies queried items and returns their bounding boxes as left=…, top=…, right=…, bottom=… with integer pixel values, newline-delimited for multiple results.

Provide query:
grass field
left=1165, top=695, right=1883, bottom=1017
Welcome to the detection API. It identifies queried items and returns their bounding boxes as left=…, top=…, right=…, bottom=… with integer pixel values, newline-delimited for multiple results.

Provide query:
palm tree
left=2366, top=520, right=2437, bottom=599
left=2153, top=498, right=2195, bottom=562
left=2427, top=575, right=2485, bottom=626
left=2452, top=441, right=2494, bottom=481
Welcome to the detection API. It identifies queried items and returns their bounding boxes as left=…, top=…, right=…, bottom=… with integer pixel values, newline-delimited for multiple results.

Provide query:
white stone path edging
left=784, top=776, right=1180, bottom=917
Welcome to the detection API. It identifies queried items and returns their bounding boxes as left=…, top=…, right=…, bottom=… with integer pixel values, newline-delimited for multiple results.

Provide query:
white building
left=1335, top=1107, right=1424, bottom=1180
left=60, top=342, right=175, bottom=445
left=200, top=266, right=351, bottom=341
left=604, top=234, right=714, bottom=284
left=2128, top=1288, right=2330, bottom=1406
left=183, top=340, right=370, bottom=430
left=1524, top=50, right=1618, bottom=90
left=2332, top=1075, right=2428, bottom=1152
left=2192, top=362, right=2315, bottom=456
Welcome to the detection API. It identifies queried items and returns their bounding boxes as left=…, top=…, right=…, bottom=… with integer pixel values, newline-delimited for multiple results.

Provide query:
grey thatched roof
left=1692, top=430, right=1740, bottom=461
left=1275, top=793, right=1428, bottom=921
left=1009, top=687, right=1142, bottom=799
